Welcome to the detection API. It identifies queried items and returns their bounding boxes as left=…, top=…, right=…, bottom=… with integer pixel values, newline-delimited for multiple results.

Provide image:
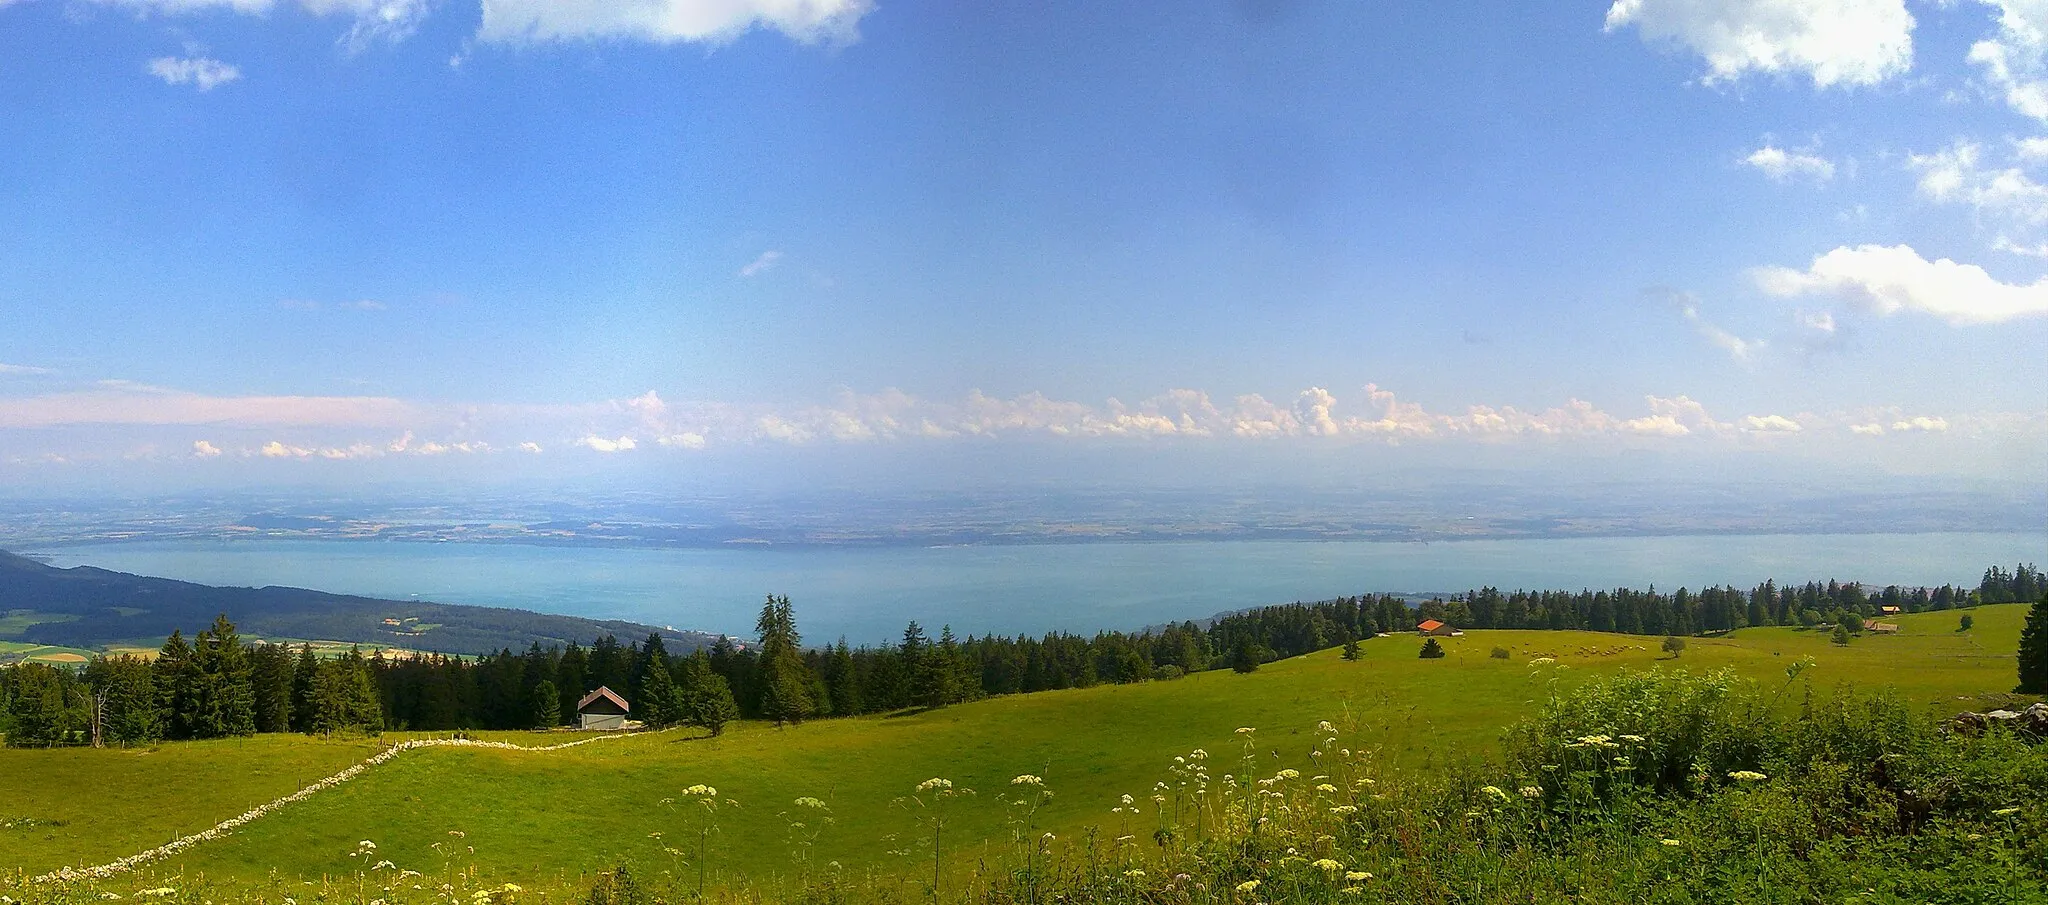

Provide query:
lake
left=29, top=532, right=2043, bottom=644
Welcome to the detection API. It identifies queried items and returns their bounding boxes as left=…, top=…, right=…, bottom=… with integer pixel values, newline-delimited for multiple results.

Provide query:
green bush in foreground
left=11, top=668, right=2048, bottom=905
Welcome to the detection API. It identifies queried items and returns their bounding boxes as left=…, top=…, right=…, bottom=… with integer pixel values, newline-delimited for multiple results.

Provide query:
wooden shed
left=1417, top=619, right=1462, bottom=637
left=577, top=686, right=631, bottom=730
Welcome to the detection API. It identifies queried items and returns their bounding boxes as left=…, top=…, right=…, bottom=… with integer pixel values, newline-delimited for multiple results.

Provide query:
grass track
left=1, top=603, right=2030, bottom=889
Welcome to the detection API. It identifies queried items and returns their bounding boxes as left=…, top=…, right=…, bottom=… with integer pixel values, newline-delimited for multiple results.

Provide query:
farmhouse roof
left=577, top=686, right=630, bottom=713
left=1417, top=619, right=1445, bottom=632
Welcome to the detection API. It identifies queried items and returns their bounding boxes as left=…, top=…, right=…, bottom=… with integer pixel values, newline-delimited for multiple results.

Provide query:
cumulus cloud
left=517, top=441, right=543, bottom=453
left=146, top=56, right=242, bottom=91
left=1849, top=422, right=1886, bottom=435
left=1741, top=414, right=1803, bottom=432
left=1908, top=141, right=2048, bottom=225
left=0, top=363, right=55, bottom=376
left=1744, top=144, right=1836, bottom=182
left=576, top=435, right=637, bottom=453
left=191, top=440, right=223, bottom=458
left=739, top=250, right=783, bottom=278
left=477, top=0, right=874, bottom=46
left=260, top=440, right=314, bottom=458
left=1754, top=244, right=2048, bottom=324
left=1890, top=415, right=1949, bottom=432
left=1603, top=0, right=1914, bottom=87
left=1969, top=0, right=2048, bottom=123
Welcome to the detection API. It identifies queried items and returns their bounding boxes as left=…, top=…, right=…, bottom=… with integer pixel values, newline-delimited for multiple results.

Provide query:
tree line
left=2, top=564, right=2039, bottom=746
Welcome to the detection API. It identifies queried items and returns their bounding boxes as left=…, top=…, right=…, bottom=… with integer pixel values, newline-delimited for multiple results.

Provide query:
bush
left=1961, top=614, right=1975, bottom=632
left=1490, top=646, right=1511, bottom=660
left=1152, top=664, right=1185, bottom=681
left=1662, top=636, right=1687, bottom=658
left=1419, top=638, right=1446, bottom=659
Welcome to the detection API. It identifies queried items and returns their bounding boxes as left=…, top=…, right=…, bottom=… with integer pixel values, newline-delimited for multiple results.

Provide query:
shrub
left=1961, top=614, right=1975, bottom=632
left=1831, top=624, right=1851, bottom=646
left=1662, top=636, right=1687, bottom=658
left=1419, top=638, right=1446, bottom=659
left=1152, top=665, right=1185, bottom=681
left=1490, top=646, right=1511, bottom=660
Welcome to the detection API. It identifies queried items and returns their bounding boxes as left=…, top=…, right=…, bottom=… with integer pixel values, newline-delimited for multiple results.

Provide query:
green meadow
left=1, top=603, right=2033, bottom=894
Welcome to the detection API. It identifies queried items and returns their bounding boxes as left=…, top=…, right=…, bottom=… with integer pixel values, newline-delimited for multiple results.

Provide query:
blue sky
left=0, top=0, right=2044, bottom=490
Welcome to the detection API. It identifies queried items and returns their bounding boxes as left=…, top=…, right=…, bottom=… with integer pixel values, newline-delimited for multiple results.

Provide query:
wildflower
left=794, top=796, right=828, bottom=809
left=1317, top=720, right=1335, bottom=732
left=1519, top=786, right=1542, bottom=799
left=1344, top=871, right=1371, bottom=881
left=1661, top=839, right=1682, bottom=847
left=1316, top=783, right=1338, bottom=793
left=1236, top=727, right=1255, bottom=735
left=1329, top=805, right=1358, bottom=815
left=1121, top=793, right=1135, bottom=805
left=916, top=778, right=952, bottom=792
left=1620, top=734, right=1646, bottom=743
left=683, top=784, right=718, bottom=797
left=1236, top=880, right=1261, bottom=893
left=1339, top=886, right=1363, bottom=895
left=1190, top=748, right=1208, bottom=759
left=1994, top=807, right=2021, bottom=817
left=1275, top=768, right=1300, bottom=780
left=1125, top=869, right=1146, bottom=878
left=1727, top=770, right=1768, bottom=783
left=1011, top=774, right=1044, bottom=787
left=1528, top=657, right=1556, bottom=666
left=1312, top=858, right=1344, bottom=871
left=1481, top=785, right=1510, bottom=802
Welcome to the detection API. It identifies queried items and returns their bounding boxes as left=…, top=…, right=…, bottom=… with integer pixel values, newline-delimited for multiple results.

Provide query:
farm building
left=1417, top=619, right=1462, bottom=637
left=1880, top=606, right=1902, bottom=616
left=576, top=686, right=631, bottom=730
left=1870, top=622, right=1900, bottom=634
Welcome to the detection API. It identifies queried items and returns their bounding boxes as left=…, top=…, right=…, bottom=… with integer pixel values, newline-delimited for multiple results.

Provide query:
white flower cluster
left=33, top=732, right=639, bottom=885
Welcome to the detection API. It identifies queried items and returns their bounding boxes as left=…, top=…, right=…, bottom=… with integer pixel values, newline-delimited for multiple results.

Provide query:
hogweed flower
left=1727, top=770, right=1768, bottom=783
left=1235, top=880, right=1261, bottom=893
left=916, top=777, right=952, bottom=792
left=1994, top=807, right=2021, bottom=817
left=1344, top=871, right=1371, bottom=881
left=1312, top=858, right=1344, bottom=871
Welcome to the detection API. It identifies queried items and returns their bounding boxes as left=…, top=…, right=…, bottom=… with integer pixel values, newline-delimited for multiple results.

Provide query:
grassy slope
left=1, top=603, right=2029, bottom=887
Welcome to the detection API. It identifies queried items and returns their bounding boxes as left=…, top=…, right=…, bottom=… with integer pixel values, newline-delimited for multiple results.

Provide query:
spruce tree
left=1230, top=636, right=1260, bottom=673
left=154, top=629, right=196, bottom=740
left=680, top=651, right=739, bottom=736
left=827, top=639, right=862, bottom=716
left=188, top=614, right=256, bottom=738
left=1419, top=638, right=1446, bottom=659
left=1341, top=638, right=1361, bottom=661
left=249, top=643, right=296, bottom=734
left=756, top=596, right=815, bottom=725
left=639, top=656, right=684, bottom=728
left=2018, top=593, right=2048, bottom=694
left=531, top=679, right=561, bottom=729
left=290, top=644, right=319, bottom=733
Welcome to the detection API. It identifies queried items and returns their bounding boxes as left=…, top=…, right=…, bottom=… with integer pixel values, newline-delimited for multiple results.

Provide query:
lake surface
left=30, top=533, right=2043, bottom=644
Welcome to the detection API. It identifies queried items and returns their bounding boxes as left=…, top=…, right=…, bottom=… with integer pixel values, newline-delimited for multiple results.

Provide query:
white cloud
left=1890, top=415, right=1949, bottom=432
left=1744, top=144, right=1836, bottom=182
left=1603, top=0, right=1914, bottom=88
left=1969, top=0, right=2048, bottom=123
left=739, top=250, right=783, bottom=278
left=259, top=440, right=314, bottom=458
left=302, top=0, right=433, bottom=50
left=146, top=56, right=242, bottom=91
left=0, top=363, right=54, bottom=375
left=1849, top=422, right=1887, bottom=435
left=1755, top=244, right=2048, bottom=324
left=191, top=440, right=223, bottom=458
left=1741, top=414, right=1804, bottom=432
left=1677, top=298, right=1766, bottom=361
left=576, top=435, right=637, bottom=453
left=517, top=441, right=543, bottom=453
left=1908, top=141, right=2048, bottom=224
left=0, top=387, right=417, bottom=428
left=656, top=432, right=706, bottom=449
left=477, top=0, right=874, bottom=46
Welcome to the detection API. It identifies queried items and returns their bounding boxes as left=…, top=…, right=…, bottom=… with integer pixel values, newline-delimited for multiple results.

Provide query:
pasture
left=1, top=603, right=2032, bottom=896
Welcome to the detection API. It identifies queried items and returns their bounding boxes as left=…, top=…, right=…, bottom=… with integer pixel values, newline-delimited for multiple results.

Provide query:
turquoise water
left=32, top=533, right=2043, bottom=644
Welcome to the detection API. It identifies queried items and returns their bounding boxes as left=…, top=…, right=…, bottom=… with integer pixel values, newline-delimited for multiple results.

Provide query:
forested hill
left=0, top=551, right=720, bottom=656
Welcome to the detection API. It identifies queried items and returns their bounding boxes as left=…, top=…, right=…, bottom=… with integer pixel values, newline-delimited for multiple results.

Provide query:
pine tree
left=531, top=679, right=561, bottom=729
left=1419, top=638, right=1446, bottom=659
left=639, top=656, right=685, bottom=728
left=679, top=651, right=739, bottom=736
left=1831, top=623, right=1852, bottom=646
left=3, top=663, right=75, bottom=748
left=756, top=596, right=816, bottom=725
left=187, top=614, right=256, bottom=738
left=827, top=639, right=862, bottom=716
left=2018, top=593, right=2048, bottom=694
left=250, top=643, right=296, bottom=734
left=289, top=644, right=319, bottom=733
left=1230, top=636, right=1260, bottom=673
left=1341, top=638, right=1361, bottom=661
